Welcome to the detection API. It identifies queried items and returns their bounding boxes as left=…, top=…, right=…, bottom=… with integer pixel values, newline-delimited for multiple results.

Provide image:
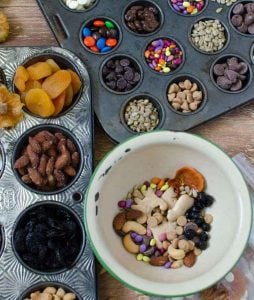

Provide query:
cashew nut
left=168, top=245, right=185, bottom=260
left=167, top=194, right=194, bottom=222
left=53, top=296, right=61, bottom=300
left=43, top=287, right=57, bottom=295
left=56, top=288, right=65, bottom=297
left=123, top=233, right=139, bottom=254
left=171, top=259, right=183, bottom=269
left=122, top=221, right=146, bottom=235
left=63, top=293, right=76, bottom=300
left=178, top=240, right=190, bottom=252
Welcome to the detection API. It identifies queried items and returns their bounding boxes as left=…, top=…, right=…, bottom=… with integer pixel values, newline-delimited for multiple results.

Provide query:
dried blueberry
left=184, top=229, right=196, bottom=240
left=199, top=231, right=209, bottom=242
left=196, top=240, right=208, bottom=250
left=201, top=223, right=211, bottom=232
left=196, top=192, right=214, bottom=207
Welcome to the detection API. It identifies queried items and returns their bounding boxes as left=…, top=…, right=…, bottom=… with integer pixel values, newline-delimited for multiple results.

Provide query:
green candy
left=105, top=20, right=114, bottom=29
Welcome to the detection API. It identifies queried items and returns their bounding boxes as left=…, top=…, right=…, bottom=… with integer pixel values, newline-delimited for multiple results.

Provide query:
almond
left=150, top=256, right=168, bottom=266
left=113, top=212, right=126, bottom=231
left=183, top=251, right=196, bottom=268
left=126, top=209, right=142, bottom=220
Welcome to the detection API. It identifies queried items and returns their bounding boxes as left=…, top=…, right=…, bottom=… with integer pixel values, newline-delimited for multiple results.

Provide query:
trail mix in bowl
left=113, top=166, right=214, bottom=269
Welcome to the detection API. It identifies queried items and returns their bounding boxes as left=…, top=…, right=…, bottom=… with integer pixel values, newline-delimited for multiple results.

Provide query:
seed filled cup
left=12, top=124, right=83, bottom=195
left=80, top=17, right=121, bottom=54
left=12, top=201, right=85, bottom=275
left=144, top=37, right=184, bottom=74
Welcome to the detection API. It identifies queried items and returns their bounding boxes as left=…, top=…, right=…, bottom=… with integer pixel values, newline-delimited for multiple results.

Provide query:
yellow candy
left=191, top=8, right=198, bottom=14
left=150, top=183, right=157, bottom=189
left=183, top=1, right=190, bottom=7
left=142, top=256, right=150, bottom=263
left=154, top=54, right=160, bottom=58
left=163, top=67, right=170, bottom=73
left=137, top=254, right=143, bottom=261
left=150, top=239, right=156, bottom=246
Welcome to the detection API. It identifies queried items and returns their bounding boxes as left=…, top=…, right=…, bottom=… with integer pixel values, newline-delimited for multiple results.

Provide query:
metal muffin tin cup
left=210, top=53, right=253, bottom=94
left=120, top=93, right=165, bottom=134
left=100, top=53, right=144, bottom=94
left=79, top=16, right=122, bottom=55
left=228, top=0, right=254, bottom=37
left=122, top=0, right=164, bottom=37
left=0, top=142, right=6, bottom=179
left=0, top=225, right=4, bottom=258
left=18, top=281, right=83, bottom=300
left=165, top=74, right=207, bottom=115
left=143, top=36, right=185, bottom=75
left=0, top=47, right=95, bottom=300
left=168, top=0, right=208, bottom=17
left=12, top=124, right=84, bottom=195
left=12, top=200, right=85, bottom=275
left=188, top=17, right=230, bottom=55
left=13, top=52, right=83, bottom=119
left=59, top=0, right=99, bottom=13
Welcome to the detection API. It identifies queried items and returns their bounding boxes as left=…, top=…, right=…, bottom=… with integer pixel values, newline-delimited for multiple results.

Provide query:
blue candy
left=82, top=27, right=91, bottom=37
left=101, top=46, right=112, bottom=53
left=96, top=38, right=106, bottom=50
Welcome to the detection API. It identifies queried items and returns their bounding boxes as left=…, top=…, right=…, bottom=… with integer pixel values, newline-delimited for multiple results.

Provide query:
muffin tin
left=37, top=0, right=254, bottom=143
left=0, top=47, right=96, bottom=299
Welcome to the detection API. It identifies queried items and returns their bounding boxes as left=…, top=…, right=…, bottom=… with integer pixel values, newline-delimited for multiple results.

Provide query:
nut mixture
left=24, top=286, right=76, bottom=300
left=113, top=166, right=214, bottom=269
left=213, top=56, right=249, bottom=91
left=191, top=19, right=226, bottom=53
left=14, top=130, right=80, bottom=191
left=231, top=2, right=254, bottom=34
left=124, top=4, right=160, bottom=34
left=124, top=98, right=159, bottom=133
left=211, top=0, right=238, bottom=8
left=167, top=79, right=203, bottom=113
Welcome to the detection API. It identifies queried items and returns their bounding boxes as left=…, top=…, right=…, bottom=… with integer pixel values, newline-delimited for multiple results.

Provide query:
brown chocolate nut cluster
left=125, top=4, right=160, bottom=34
left=231, top=2, right=254, bottom=34
left=213, top=57, right=249, bottom=91
left=14, top=130, right=80, bottom=191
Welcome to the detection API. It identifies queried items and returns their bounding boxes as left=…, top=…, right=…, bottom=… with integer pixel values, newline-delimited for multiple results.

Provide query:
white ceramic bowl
left=85, top=131, right=252, bottom=297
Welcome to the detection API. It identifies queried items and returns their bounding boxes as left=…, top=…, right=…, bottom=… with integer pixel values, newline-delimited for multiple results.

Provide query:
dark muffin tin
left=37, top=0, right=254, bottom=143
left=0, top=47, right=96, bottom=299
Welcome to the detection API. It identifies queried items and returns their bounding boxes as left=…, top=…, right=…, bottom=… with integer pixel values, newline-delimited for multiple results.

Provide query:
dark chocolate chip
left=230, top=79, right=242, bottom=91
left=233, top=3, right=245, bottom=14
left=120, top=59, right=130, bottom=67
left=213, top=64, right=226, bottom=76
left=231, top=14, right=243, bottom=27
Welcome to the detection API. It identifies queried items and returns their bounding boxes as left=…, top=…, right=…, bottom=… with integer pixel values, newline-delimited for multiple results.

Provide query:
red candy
left=84, top=36, right=96, bottom=47
left=90, top=46, right=99, bottom=52
left=93, top=20, right=105, bottom=27
left=106, top=38, right=117, bottom=47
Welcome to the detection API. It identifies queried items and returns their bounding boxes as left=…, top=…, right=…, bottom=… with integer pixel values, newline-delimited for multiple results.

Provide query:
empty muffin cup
left=229, top=1, right=254, bottom=36
left=13, top=52, right=83, bottom=118
left=189, top=17, right=230, bottom=54
left=166, top=75, right=207, bottom=114
left=12, top=201, right=85, bottom=275
left=169, top=0, right=207, bottom=16
left=210, top=54, right=252, bottom=93
left=144, top=37, right=185, bottom=74
left=120, top=94, right=164, bottom=133
left=100, top=54, right=143, bottom=94
left=12, top=124, right=84, bottom=195
left=123, top=0, right=163, bottom=36
left=80, top=17, right=122, bottom=54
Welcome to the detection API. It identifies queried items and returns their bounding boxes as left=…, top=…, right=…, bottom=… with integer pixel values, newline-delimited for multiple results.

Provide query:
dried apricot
left=52, top=91, right=66, bottom=116
left=68, top=69, right=81, bottom=95
left=42, top=70, right=71, bottom=99
left=65, top=84, right=73, bottom=107
left=174, top=166, right=205, bottom=192
left=14, top=77, right=26, bottom=92
left=46, top=59, right=61, bottom=73
left=25, top=88, right=55, bottom=117
left=25, top=80, right=42, bottom=91
left=15, top=66, right=29, bottom=81
left=27, top=62, right=52, bottom=80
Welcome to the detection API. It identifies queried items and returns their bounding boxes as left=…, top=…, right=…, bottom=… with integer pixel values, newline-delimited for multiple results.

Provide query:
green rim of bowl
left=84, top=129, right=253, bottom=298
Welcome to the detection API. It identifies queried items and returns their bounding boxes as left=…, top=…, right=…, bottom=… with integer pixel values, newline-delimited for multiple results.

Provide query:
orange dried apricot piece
left=42, top=70, right=71, bottom=99
left=27, top=62, right=52, bottom=80
left=25, top=88, right=55, bottom=117
left=46, top=59, right=61, bottom=73
left=67, top=69, right=81, bottom=95
left=14, top=77, right=26, bottom=92
left=52, top=91, right=66, bottom=116
left=65, top=84, right=73, bottom=107
left=25, top=80, right=42, bottom=91
left=174, top=166, right=205, bottom=192
left=15, top=66, right=29, bottom=81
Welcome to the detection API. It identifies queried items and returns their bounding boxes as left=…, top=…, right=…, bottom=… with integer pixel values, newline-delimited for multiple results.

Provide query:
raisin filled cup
left=13, top=53, right=83, bottom=118
left=12, top=124, right=84, bottom=195
left=12, top=201, right=85, bottom=274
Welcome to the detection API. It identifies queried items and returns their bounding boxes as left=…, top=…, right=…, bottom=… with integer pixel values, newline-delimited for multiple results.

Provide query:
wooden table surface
left=0, top=1, right=253, bottom=299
